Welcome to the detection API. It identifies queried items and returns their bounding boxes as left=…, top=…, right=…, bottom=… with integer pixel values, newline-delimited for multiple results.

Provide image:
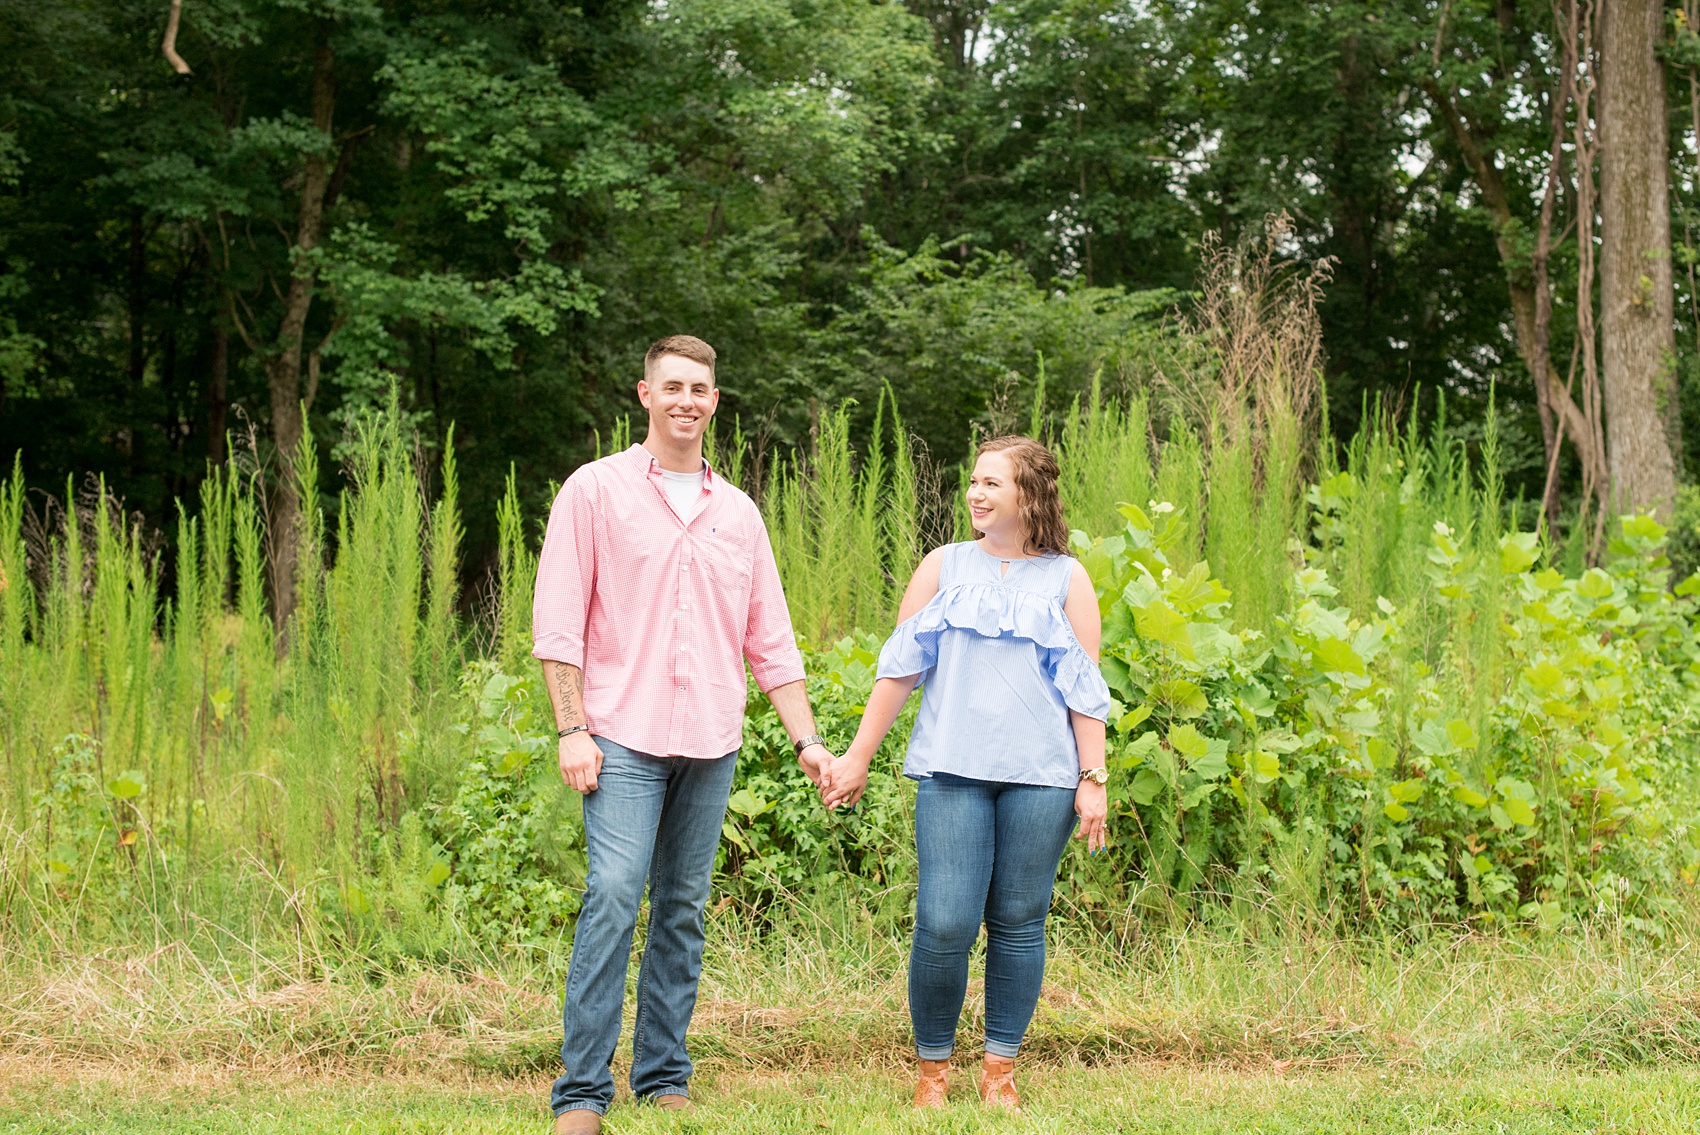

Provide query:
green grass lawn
left=4, top=1063, right=1699, bottom=1134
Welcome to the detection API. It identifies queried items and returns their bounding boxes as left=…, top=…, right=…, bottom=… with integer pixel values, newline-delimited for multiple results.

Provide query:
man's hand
left=542, top=661, right=598, bottom=792
left=797, top=742, right=832, bottom=789
left=559, top=732, right=604, bottom=793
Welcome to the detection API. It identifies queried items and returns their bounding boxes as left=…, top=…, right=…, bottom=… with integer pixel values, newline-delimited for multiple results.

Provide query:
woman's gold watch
left=1078, top=766, right=1109, bottom=786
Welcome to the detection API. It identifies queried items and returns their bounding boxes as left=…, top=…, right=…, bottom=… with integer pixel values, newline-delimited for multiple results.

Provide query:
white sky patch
left=1500, top=82, right=1540, bottom=124
left=1398, top=138, right=1433, bottom=180
left=1294, top=159, right=1323, bottom=195
left=1163, top=128, right=1221, bottom=201
left=970, top=18, right=1002, bottom=68
left=1046, top=198, right=1090, bottom=279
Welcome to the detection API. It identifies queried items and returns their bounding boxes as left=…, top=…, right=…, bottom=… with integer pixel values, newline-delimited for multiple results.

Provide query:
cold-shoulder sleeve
left=875, top=582, right=1113, bottom=721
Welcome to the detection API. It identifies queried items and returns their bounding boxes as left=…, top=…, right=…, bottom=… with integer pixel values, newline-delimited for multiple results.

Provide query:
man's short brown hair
left=644, top=335, right=717, bottom=384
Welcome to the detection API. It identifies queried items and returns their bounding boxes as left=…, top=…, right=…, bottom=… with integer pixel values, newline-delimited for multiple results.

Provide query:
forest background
left=6, top=0, right=1700, bottom=571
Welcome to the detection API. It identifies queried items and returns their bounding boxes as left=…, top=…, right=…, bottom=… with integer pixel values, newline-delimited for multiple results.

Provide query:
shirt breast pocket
left=697, top=530, right=753, bottom=593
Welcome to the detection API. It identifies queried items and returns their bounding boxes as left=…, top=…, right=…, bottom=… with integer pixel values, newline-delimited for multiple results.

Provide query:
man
left=532, top=334, right=833, bottom=1133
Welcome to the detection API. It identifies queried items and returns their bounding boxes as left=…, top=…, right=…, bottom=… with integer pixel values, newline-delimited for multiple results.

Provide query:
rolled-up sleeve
left=742, top=517, right=806, bottom=692
left=531, top=473, right=597, bottom=668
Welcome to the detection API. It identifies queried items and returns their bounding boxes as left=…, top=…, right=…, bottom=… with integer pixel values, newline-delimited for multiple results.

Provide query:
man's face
left=638, top=354, right=718, bottom=447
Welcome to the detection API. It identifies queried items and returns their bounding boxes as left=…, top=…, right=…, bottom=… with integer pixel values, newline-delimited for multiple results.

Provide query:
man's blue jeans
left=550, top=737, right=738, bottom=1117
left=909, top=773, right=1078, bottom=1061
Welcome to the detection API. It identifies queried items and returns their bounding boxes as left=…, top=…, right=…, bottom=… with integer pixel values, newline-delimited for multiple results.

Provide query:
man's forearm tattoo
left=554, top=664, right=584, bottom=728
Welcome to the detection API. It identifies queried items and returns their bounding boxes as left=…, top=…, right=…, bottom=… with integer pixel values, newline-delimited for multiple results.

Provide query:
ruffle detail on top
left=876, top=581, right=1113, bottom=721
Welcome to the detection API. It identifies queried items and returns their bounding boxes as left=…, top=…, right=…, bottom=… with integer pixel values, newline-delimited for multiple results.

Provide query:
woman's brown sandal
left=979, top=1054, right=1020, bottom=1112
left=913, top=1058, right=950, bottom=1109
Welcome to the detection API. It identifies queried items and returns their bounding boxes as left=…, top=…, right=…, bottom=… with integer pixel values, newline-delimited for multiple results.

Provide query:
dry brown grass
left=6, top=920, right=1700, bottom=1082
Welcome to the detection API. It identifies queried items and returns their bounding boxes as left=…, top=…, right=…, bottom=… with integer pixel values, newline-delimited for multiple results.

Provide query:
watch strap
left=793, top=733, right=826, bottom=755
left=558, top=723, right=591, bottom=740
left=1078, top=765, right=1109, bottom=785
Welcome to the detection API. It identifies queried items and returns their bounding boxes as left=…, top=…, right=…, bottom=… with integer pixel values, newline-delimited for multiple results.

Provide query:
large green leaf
left=1191, top=738, right=1230, bottom=780
left=1167, top=722, right=1208, bottom=761
left=1127, top=769, right=1166, bottom=806
left=1577, top=569, right=1614, bottom=599
left=1170, top=724, right=1229, bottom=780
left=1410, top=719, right=1453, bottom=757
left=1501, top=796, right=1536, bottom=826
left=1133, top=599, right=1193, bottom=657
left=1116, top=704, right=1152, bottom=734
left=1311, top=635, right=1364, bottom=676
left=1118, top=504, right=1153, bottom=531
left=1620, top=513, right=1665, bottom=541
left=1167, top=562, right=1231, bottom=614
left=107, top=771, right=146, bottom=800
left=1524, top=658, right=1566, bottom=694
left=1444, top=719, right=1479, bottom=749
left=1153, top=678, right=1209, bottom=718
left=726, top=789, right=773, bottom=819
left=1388, top=778, right=1425, bottom=803
left=1499, top=532, right=1538, bottom=574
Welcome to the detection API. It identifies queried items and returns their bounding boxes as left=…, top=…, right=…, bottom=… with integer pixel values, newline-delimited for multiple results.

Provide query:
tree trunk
left=129, top=207, right=146, bottom=391
left=1424, top=80, right=1611, bottom=507
left=1598, top=0, right=1679, bottom=517
left=208, top=320, right=228, bottom=466
left=266, top=33, right=336, bottom=632
left=128, top=206, right=146, bottom=473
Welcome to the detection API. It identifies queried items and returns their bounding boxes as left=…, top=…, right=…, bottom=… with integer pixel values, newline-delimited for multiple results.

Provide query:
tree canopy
left=1, top=0, right=1696, bottom=569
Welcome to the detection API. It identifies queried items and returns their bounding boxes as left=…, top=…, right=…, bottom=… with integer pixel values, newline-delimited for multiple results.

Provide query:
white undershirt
left=661, top=466, right=705, bottom=519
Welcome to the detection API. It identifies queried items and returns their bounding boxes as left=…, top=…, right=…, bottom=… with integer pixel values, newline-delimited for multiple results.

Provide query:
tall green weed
left=3, top=383, right=1699, bottom=953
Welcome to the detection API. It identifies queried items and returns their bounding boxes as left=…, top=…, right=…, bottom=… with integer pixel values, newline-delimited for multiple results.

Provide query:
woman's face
left=966, top=450, right=1024, bottom=544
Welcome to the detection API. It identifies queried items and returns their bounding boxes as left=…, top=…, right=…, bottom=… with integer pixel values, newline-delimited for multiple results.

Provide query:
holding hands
left=820, top=747, right=872, bottom=810
left=796, top=740, right=833, bottom=789
left=793, top=736, right=868, bottom=811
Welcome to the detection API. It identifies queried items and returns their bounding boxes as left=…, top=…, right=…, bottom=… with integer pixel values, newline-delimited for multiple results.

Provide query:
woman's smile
left=966, top=450, right=1023, bottom=548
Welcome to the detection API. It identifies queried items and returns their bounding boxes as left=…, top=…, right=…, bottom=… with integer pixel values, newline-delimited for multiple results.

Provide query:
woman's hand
left=1074, top=779, right=1108, bottom=853
left=822, top=748, right=872, bottom=810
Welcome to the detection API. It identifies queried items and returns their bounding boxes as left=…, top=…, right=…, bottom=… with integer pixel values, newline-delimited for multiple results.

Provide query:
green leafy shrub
left=27, top=735, right=151, bottom=894
left=424, top=664, right=585, bottom=950
left=1072, top=502, right=1700, bottom=930
left=724, top=634, right=916, bottom=920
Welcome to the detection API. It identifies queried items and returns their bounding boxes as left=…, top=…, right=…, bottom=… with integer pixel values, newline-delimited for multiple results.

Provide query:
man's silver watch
left=1078, top=766, right=1109, bottom=786
left=793, top=733, right=826, bottom=756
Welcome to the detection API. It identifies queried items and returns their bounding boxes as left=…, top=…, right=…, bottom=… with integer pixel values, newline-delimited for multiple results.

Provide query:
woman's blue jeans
left=550, top=737, right=738, bottom=1117
left=910, top=773, right=1078, bottom=1060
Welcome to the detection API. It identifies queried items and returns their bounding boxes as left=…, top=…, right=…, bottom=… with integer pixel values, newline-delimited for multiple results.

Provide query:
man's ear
left=636, top=379, right=652, bottom=408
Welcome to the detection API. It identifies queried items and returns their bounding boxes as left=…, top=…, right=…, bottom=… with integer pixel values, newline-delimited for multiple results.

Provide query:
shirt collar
left=629, top=443, right=716, bottom=490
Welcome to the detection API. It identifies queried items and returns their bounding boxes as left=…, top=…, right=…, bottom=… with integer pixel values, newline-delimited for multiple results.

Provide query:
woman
left=822, top=435, right=1110, bottom=1112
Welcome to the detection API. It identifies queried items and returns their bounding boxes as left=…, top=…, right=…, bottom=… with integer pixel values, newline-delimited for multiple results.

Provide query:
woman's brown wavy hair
left=973, top=435, right=1069, bottom=556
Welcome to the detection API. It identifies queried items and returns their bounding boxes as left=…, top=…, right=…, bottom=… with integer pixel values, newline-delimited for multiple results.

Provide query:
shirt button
left=677, top=685, right=686, bottom=692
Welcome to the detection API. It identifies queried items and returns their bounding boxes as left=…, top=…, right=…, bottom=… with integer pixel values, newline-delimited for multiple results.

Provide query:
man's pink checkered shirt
left=531, top=444, right=806, bottom=760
